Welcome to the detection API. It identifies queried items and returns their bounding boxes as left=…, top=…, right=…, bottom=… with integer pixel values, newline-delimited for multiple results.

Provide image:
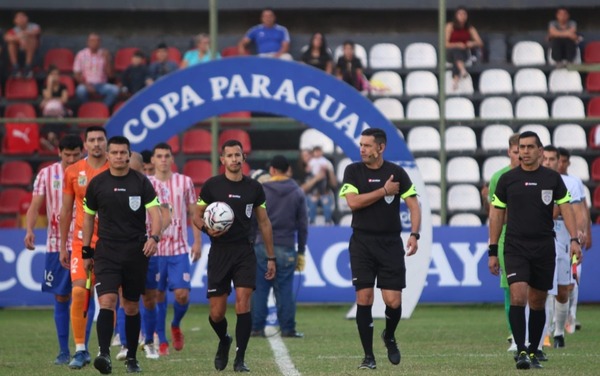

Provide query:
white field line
left=268, top=333, right=302, bottom=376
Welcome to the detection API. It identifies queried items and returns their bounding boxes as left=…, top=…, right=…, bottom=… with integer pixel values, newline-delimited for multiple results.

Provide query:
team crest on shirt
left=77, top=175, right=87, bottom=186
left=52, top=179, right=61, bottom=190
left=245, top=204, right=253, bottom=218
left=541, top=190, right=553, bottom=205
left=129, top=196, right=141, bottom=211
left=384, top=194, right=394, bottom=204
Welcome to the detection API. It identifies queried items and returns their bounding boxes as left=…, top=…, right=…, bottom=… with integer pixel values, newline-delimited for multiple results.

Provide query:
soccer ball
left=203, top=201, right=235, bottom=232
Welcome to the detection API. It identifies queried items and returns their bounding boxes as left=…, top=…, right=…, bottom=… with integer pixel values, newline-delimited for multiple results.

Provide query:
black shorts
left=504, top=236, right=555, bottom=291
left=349, top=230, right=406, bottom=291
left=94, top=238, right=149, bottom=301
left=206, top=242, right=256, bottom=298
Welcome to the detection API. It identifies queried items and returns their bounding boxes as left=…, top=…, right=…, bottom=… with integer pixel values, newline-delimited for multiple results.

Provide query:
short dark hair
left=361, top=127, right=387, bottom=145
left=107, top=136, right=130, bottom=151
left=84, top=126, right=107, bottom=140
left=156, top=42, right=168, bottom=50
left=152, top=143, right=172, bottom=156
left=557, top=146, right=570, bottom=159
left=343, top=40, right=355, bottom=48
left=59, top=134, right=84, bottom=151
left=141, top=149, right=153, bottom=163
left=221, top=139, right=243, bottom=153
left=543, top=145, right=559, bottom=157
left=133, top=50, right=145, bottom=59
left=519, top=131, right=542, bottom=147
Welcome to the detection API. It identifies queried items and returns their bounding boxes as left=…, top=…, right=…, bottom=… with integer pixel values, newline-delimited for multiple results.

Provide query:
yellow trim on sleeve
left=339, top=183, right=358, bottom=197
left=144, top=196, right=160, bottom=209
left=197, top=198, right=208, bottom=206
left=491, top=194, right=506, bottom=209
left=260, top=201, right=266, bottom=209
left=83, top=198, right=96, bottom=215
left=400, top=184, right=417, bottom=199
left=555, top=191, right=572, bottom=205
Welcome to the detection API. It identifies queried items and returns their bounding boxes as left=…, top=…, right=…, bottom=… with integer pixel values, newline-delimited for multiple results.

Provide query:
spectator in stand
left=238, top=8, right=292, bottom=60
left=4, top=11, right=41, bottom=78
left=305, top=146, right=337, bottom=225
left=141, top=149, right=155, bottom=176
left=41, top=65, right=69, bottom=118
left=121, top=50, right=148, bottom=96
left=336, top=41, right=365, bottom=91
left=301, top=32, right=333, bottom=74
left=73, top=32, right=119, bottom=107
left=147, top=43, right=179, bottom=84
left=180, top=34, right=220, bottom=68
left=445, top=7, right=483, bottom=91
left=547, top=7, right=580, bottom=65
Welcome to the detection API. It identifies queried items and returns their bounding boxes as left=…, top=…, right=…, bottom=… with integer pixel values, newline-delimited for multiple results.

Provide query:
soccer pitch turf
left=0, top=304, right=598, bottom=375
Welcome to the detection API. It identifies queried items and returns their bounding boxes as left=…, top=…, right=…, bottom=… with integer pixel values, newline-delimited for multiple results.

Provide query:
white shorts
left=549, top=220, right=572, bottom=295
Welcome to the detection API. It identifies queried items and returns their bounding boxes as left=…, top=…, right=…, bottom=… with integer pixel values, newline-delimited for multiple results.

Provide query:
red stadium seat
left=584, top=41, right=600, bottom=63
left=5, top=78, right=39, bottom=100
left=183, top=160, right=213, bottom=186
left=591, top=158, right=600, bottom=181
left=219, top=129, right=252, bottom=154
left=44, top=48, right=75, bottom=73
left=586, top=72, right=600, bottom=93
left=0, top=188, right=30, bottom=215
left=150, top=47, right=182, bottom=64
left=0, top=218, right=18, bottom=228
left=218, top=162, right=250, bottom=175
left=112, top=100, right=126, bottom=114
left=167, top=135, right=180, bottom=155
left=114, top=47, right=143, bottom=72
left=59, top=75, right=76, bottom=98
left=77, top=102, right=110, bottom=127
left=171, top=163, right=179, bottom=173
left=589, top=124, right=600, bottom=149
left=36, top=160, right=56, bottom=172
left=221, top=46, right=249, bottom=57
left=587, top=97, right=600, bottom=117
left=4, top=103, right=36, bottom=118
left=0, top=161, right=33, bottom=186
left=2, top=123, right=40, bottom=155
left=182, top=129, right=212, bottom=154
left=219, top=111, right=251, bottom=127
left=594, top=186, right=600, bottom=209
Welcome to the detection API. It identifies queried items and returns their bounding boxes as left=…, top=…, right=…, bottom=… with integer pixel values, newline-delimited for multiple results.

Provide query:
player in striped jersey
left=24, top=134, right=83, bottom=365
left=149, top=142, right=201, bottom=355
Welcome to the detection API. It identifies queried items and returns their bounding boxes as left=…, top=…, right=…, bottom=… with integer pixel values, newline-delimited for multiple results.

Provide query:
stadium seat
left=407, top=126, right=440, bottom=152
left=447, top=184, right=481, bottom=211
left=591, top=158, right=600, bottom=181
left=430, top=213, right=442, bottom=226
left=0, top=161, right=33, bottom=186
left=334, top=43, right=368, bottom=68
left=167, top=135, right=180, bottom=155
left=518, top=124, right=551, bottom=146
left=586, top=72, right=600, bottom=93
left=481, top=124, right=514, bottom=151
left=552, top=96, right=585, bottom=119
left=4, top=103, right=36, bottom=118
left=593, top=186, right=600, bottom=209
left=406, top=98, right=439, bottom=120
left=2, top=123, right=40, bottom=155
left=219, top=129, right=251, bottom=154
left=373, top=98, right=404, bottom=120
left=514, top=68, right=547, bottom=94
left=548, top=69, right=583, bottom=93
left=588, top=97, right=600, bottom=117
left=0, top=218, right=18, bottom=228
left=511, top=41, right=545, bottom=66
left=446, top=157, right=480, bottom=183
left=36, top=161, right=55, bottom=173
left=415, top=157, right=441, bottom=184
left=5, top=78, right=39, bottom=100
left=369, top=43, right=402, bottom=69
left=221, top=45, right=250, bottom=57
left=482, top=156, right=510, bottom=182
left=336, top=157, right=352, bottom=185
left=445, top=71, right=474, bottom=95
left=150, top=46, right=182, bottom=64
left=552, top=124, right=587, bottom=150
left=43, top=48, right=75, bottom=73
left=449, top=213, right=482, bottom=226
left=0, top=188, right=30, bottom=215
left=479, top=97, right=513, bottom=120
left=584, top=41, right=600, bottom=63
left=404, top=71, right=438, bottom=96
left=219, top=111, right=251, bottom=127
left=404, top=43, right=437, bottom=69
left=339, top=214, right=353, bottom=226
left=478, top=69, right=512, bottom=95
left=369, top=71, right=403, bottom=96
left=445, top=126, right=477, bottom=152
left=183, top=160, right=213, bottom=186
left=182, top=129, right=212, bottom=154
left=445, top=97, right=475, bottom=120
left=515, top=96, right=548, bottom=119
left=337, top=195, right=350, bottom=214
left=425, top=185, right=442, bottom=211
left=568, top=155, right=589, bottom=182
left=589, top=124, right=600, bottom=149
left=59, top=75, right=75, bottom=98
left=77, top=102, right=110, bottom=127
left=114, top=47, right=141, bottom=72
left=300, top=128, right=335, bottom=154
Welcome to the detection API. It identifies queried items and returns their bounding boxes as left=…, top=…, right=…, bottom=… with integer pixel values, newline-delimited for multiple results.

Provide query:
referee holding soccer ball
left=193, top=139, right=276, bottom=373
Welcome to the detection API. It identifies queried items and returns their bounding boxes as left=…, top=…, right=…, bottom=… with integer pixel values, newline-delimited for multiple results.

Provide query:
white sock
left=554, top=301, right=569, bottom=337
left=75, top=344, right=86, bottom=352
left=569, top=283, right=579, bottom=322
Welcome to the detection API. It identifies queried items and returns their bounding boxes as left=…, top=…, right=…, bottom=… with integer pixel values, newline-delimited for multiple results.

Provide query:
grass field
left=0, top=304, right=598, bottom=376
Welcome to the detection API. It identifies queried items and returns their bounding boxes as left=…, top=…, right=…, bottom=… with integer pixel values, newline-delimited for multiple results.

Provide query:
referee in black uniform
left=192, top=139, right=276, bottom=373
left=82, top=136, right=162, bottom=374
left=488, top=131, right=582, bottom=370
left=339, top=128, right=421, bottom=370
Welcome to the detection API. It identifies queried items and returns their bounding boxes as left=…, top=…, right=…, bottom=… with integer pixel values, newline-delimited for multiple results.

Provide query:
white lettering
left=0, top=246, right=17, bottom=291
left=299, top=247, right=326, bottom=287
left=123, top=119, right=147, bottom=144
left=334, top=113, right=369, bottom=143
left=180, top=85, right=204, bottom=111
left=427, top=243, right=460, bottom=286
left=189, top=244, right=211, bottom=288
left=319, top=95, right=346, bottom=122
left=297, top=86, right=320, bottom=111
left=449, top=242, right=488, bottom=286
left=17, top=248, right=44, bottom=291
left=210, top=76, right=229, bottom=100
left=141, top=104, right=166, bottom=130
left=226, top=75, right=251, bottom=99
left=159, top=92, right=180, bottom=118
left=272, top=79, right=297, bottom=105
left=250, top=74, right=272, bottom=98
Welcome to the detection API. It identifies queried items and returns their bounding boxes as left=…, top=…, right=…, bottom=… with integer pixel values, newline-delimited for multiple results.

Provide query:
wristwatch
left=410, top=232, right=420, bottom=240
left=267, top=257, right=276, bottom=262
left=570, top=238, right=580, bottom=245
left=150, top=234, right=160, bottom=243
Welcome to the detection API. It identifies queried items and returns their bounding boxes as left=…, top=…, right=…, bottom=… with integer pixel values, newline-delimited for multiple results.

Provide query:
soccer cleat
left=553, top=335, right=565, bottom=348
left=358, top=355, right=377, bottom=370
left=575, top=321, right=582, bottom=331
left=144, top=343, right=159, bottom=359
left=84, top=350, right=91, bottom=364
left=506, top=334, right=517, bottom=352
left=529, top=353, right=543, bottom=369
left=381, top=330, right=401, bottom=365
left=171, top=326, right=184, bottom=351
left=125, top=358, right=142, bottom=373
left=515, top=351, right=531, bottom=370
left=214, top=334, right=233, bottom=371
left=54, top=351, right=71, bottom=365
left=116, top=346, right=128, bottom=361
left=93, top=353, right=112, bottom=375
left=233, top=358, right=250, bottom=372
left=158, top=343, right=169, bottom=356
left=111, top=333, right=121, bottom=347
left=281, top=330, right=304, bottom=338
left=69, top=350, right=89, bottom=369
left=534, top=349, right=548, bottom=362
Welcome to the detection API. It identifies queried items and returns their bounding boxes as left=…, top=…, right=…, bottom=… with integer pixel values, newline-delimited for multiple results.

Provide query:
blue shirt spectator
left=239, top=8, right=291, bottom=59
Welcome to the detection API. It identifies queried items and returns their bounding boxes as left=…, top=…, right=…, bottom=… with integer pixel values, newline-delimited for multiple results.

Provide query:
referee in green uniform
left=339, top=128, right=421, bottom=370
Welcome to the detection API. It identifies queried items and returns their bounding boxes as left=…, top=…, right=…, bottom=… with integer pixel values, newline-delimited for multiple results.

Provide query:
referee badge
left=541, top=190, right=552, bottom=205
left=384, top=194, right=394, bottom=204
left=245, top=204, right=253, bottom=218
left=129, top=196, right=141, bottom=211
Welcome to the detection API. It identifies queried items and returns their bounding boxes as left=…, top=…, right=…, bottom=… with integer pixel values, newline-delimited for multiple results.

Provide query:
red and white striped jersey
left=32, top=162, right=73, bottom=253
left=149, top=173, right=197, bottom=256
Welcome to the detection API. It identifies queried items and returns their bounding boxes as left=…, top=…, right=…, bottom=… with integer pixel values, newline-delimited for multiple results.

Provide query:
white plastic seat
left=481, top=124, right=514, bottom=151
left=407, top=126, right=441, bottom=152
left=580, top=184, right=591, bottom=207
left=445, top=126, right=477, bottom=152
left=512, top=41, right=546, bottom=66
left=334, top=43, right=368, bottom=68
left=430, top=213, right=442, bottom=226
left=339, top=214, right=353, bottom=226
left=449, top=213, right=482, bottom=226
left=482, top=156, right=510, bottom=182
left=568, top=156, right=590, bottom=182
left=299, top=128, right=335, bottom=154
left=553, top=124, right=587, bottom=150
left=373, top=98, right=404, bottom=120
left=551, top=96, right=585, bottom=119
left=447, top=184, right=482, bottom=211
left=549, top=69, right=583, bottom=93
left=415, top=157, right=441, bottom=183
left=479, top=97, right=513, bottom=119
left=369, top=43, right=402, bottom=69
left=446, top=156, right=480, bottom=183
left=425, top=184, right=442, bottom=211
left=406, top=98, right=439, bottom=120
left=336, top=157, right=352, bottom=185
left=370, top=71, right=403, bottom=96
left=445, top=71, right=474, bottom=95
left=405, top=71, right=438, bottom=96
left=444, top=97, right=475, bottom=120
left=404, top=43, right=437, bottom=69
left=518, top=124, right=551, bottom=146
left=515, top=96, right=549, bottom=119
left=479, top=69, right=512, bottom=94
left=514, top=68, right=548, bottom=94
